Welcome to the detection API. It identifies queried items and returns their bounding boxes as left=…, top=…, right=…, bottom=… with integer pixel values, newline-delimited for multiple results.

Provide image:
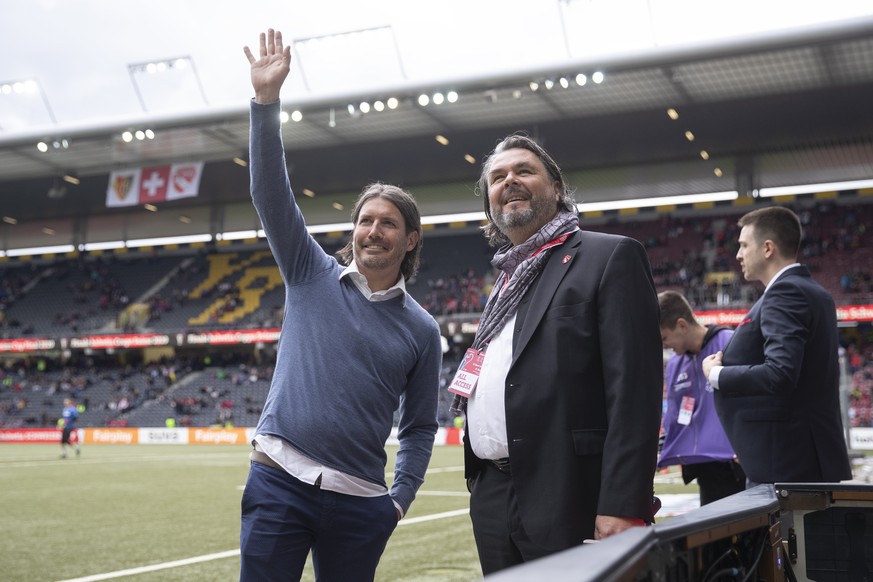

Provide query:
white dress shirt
left=466, top=314, right=516, bottom=460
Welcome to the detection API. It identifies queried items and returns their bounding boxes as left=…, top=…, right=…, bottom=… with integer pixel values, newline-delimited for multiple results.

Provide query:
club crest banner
left=106, top=162, right=204, bottom=207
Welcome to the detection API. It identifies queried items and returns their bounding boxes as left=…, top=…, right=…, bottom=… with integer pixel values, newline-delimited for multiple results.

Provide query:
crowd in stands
left=137, top=288, right=191, bottom=329
left=2, top=336, right=873, bottom=429
left=136, top=253, right=208, bottom=329
left=60, top=259, right=131, bottom=313
left=167, top=363, right=273, bottom=427
left=3, top=340, right=873, bottom=430
left=1, top=200, right=872, bottom=431
left=0, top=356, right=186, bottom=428
left=1, top=201, right=870, bottom=340
left=417, top=267, right=495, bottom=317
left=414, top=201, right=871, bottom=318
left=847, top=339, right=873, bottom=429
left=840, top=268, right=873, bottom=296
left=0, top=352, right=281, bottom=428
left=0, top=264, right=36, bottom=331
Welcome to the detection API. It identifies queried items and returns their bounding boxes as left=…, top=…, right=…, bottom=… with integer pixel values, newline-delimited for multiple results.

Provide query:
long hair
left=477, top=133, right=577, bottom=246
left=337, top=183, right=423, bottom=281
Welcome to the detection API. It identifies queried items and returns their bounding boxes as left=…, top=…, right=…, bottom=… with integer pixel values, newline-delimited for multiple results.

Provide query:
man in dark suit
left=448, top=134, right=663, bottom=575
left=702, top=206, right=852, bottom=486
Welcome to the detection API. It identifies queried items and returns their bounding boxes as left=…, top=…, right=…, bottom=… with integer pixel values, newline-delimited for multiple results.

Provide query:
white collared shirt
left=466, top=314, right=516, bottom=460
left=254, top=434, right=389, bottom=496
left=340, top=261, right=407, bottom=304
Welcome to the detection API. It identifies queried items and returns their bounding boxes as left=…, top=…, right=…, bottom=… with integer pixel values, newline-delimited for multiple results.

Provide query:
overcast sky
left=2, top=0, right=872, bottom=137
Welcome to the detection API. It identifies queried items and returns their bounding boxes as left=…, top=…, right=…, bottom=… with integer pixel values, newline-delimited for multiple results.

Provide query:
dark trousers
left=61, top=426, right=75, bottom=445
left=469, top=463, right=551, bottom=575
left=682, top=460, right=746, bottom=506
left=240, top=460, right=398, bottom=582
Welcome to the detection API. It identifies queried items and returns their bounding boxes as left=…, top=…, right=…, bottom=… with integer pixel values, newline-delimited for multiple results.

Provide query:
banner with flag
left=106, top=162, right=204, bottom=208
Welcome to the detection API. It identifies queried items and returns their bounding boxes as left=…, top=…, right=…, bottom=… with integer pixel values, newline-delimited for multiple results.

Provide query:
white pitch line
left=398, top=508, right=470, bottom=526
left=54, top=507, right=469, bottom=582
left=424, top=465, right=465, bottom=474
left=383, top=465, right=464, bottom=478
left=4, top=451, right=248, bottom=469
left=55, top=550, right=241, bottom=582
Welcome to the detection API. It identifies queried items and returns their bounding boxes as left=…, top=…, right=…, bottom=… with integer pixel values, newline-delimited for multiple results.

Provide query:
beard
left=357, top=253, right=396, bottom=272
left=492, top=190, right=556, bottom=236
left=354, top=241, right=406, bottom=273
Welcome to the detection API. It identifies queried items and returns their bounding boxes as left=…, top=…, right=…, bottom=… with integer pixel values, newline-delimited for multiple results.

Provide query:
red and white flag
left=167, top=162, right=204, bottom=200
left=139, top=165, right=171, bottom=203
left=106, top=162, right=203, bottom=208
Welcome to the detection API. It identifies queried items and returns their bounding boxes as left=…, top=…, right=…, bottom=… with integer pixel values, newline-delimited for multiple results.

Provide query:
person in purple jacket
left=657, top=290, right=745, bottom=505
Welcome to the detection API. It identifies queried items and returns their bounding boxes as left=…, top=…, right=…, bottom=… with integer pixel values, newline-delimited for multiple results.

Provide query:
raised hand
left=243, top=28, right=292, bottom=105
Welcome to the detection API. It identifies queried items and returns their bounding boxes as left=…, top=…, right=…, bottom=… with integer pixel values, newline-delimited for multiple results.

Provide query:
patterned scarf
left=450, top=210, right=579, bottom=413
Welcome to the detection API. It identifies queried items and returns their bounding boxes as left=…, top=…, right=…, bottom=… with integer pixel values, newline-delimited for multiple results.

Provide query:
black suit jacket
left=715, top=265, right=852, bottom=484
left=464, top=230, right=663, bottom=551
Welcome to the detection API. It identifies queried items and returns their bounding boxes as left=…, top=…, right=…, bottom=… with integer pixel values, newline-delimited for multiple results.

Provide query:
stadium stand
left=2, top=196, right=872, bottom=430
left=0, top=357, right=187, bottom=428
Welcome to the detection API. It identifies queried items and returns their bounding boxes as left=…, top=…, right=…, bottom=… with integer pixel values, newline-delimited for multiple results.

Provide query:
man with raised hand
left=239, top=29, right=442, bottom=582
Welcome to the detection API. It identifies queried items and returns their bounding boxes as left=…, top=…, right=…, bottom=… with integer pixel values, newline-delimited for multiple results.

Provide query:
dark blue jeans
left=240, top=460, right=398, bottom=581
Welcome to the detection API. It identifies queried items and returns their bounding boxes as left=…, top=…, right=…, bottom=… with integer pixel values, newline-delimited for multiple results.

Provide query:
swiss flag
left=139, top=166, right=171, bottom=203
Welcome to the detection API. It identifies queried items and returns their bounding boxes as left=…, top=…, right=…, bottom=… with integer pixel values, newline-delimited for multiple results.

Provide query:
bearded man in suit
left=449, top=133, right=663, bottom=575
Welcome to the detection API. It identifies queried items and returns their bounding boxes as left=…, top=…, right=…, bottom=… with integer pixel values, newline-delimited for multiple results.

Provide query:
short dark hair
left=657, top=290, right=696, bottom=329
left=337, top=182, right=423, bottom=281
left=477, top=133, right=577, bottom=246
left=737, top=206, right=801, bottom=259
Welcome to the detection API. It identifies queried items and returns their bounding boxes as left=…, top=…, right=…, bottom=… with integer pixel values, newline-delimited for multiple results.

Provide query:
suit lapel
left=511, top=231, right=581, bottom=364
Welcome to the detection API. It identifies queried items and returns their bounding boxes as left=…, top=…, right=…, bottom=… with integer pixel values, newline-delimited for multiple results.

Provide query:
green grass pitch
left=1, top=443, right=702, bottom=581
left=1, top=444, right=480, bottom=582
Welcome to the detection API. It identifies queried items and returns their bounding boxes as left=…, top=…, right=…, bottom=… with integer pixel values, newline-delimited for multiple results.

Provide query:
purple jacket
left=658, top=325, right=737, bottom=467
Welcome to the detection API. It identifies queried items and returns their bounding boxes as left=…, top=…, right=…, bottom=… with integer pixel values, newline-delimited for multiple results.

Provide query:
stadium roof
left=2, top=1, right=873, bottom=251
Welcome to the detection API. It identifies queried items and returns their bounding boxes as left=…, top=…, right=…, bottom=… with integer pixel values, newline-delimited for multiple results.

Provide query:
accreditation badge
left=447, top=348, right=485, bottom=397
left=678, top=396, right=695, bottom=425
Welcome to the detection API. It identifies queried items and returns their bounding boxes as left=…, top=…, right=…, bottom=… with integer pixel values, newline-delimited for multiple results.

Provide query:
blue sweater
left=249, top=100, right=441, bottom=513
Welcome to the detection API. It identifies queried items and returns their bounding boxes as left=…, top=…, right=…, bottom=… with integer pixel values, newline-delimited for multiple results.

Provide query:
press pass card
left=678, top=396, right=695, bottom=425
left=447, top=348, right=485, bottom=397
